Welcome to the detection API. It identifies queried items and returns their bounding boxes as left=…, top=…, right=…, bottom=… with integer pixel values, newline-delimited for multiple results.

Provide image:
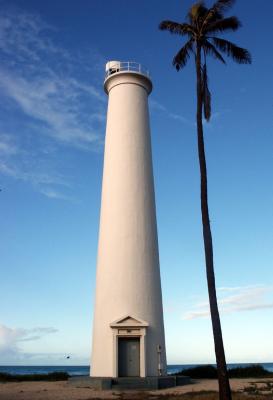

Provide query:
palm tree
left=159, top=1, right=251, bottom=400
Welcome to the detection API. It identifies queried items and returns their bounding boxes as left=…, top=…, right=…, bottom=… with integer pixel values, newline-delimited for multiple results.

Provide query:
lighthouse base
left=68, top=375, right=191, bottom=391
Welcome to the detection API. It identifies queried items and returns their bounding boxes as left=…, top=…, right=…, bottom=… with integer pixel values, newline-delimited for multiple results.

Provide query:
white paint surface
left=91, top=63, right=166, bottom=377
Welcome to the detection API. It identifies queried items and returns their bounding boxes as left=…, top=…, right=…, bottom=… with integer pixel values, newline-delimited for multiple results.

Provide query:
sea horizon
left=1, top=362, right=273, bottom=376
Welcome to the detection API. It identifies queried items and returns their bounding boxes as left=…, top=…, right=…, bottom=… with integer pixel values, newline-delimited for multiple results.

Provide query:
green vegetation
left=0, top=371, right=69, bottom=382
left=172, top=364, right=273, bottom=379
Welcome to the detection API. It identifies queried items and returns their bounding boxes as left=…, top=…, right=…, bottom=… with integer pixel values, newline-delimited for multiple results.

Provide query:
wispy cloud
left=0, top=160, right=75, bottom=200
left=149, top=99, right=168, bottom=113
left=150, top=98, right=229, bottom=129
left=183, top=285, right=273, bottom=320
left=0, top=11, right=66, bottom=62
left=0, top=323, right=58, bottom=358
left=0, top=134, right=18, bottom=155
left=0, top=7, right=107, bottom=198
left=203, top=109, right=231, bottom=126
left=169, top=112, right=194, bottom=125
left=38, top=187, right=77, bottom=202
left=0, top=68, right=104, bottom=149
left=0, top=162, right=68, bottom=187
left=0, top=8, right=105, bottom=149
left=150, top=98, right=194, bottom=127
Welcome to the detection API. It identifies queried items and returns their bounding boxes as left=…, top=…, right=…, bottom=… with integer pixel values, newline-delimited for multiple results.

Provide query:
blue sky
left=0, top=0, right=272, bottom=366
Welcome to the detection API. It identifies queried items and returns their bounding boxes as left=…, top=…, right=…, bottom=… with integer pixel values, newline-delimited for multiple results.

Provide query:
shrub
left=0, top=371, right=69, bottom=382
left=172, top=364, right=272, bottom=379
left=229, top=364, right=272, bottom=378
left=173, top=365, right=218, bottom=379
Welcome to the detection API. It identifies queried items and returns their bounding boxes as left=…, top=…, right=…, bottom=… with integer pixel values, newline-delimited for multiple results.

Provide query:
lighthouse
left=91, top=61, right=166, bottom=378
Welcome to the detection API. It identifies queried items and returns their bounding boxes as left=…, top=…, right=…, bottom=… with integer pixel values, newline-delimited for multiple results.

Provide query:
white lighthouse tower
left=91, top=61, right=166, bottom=378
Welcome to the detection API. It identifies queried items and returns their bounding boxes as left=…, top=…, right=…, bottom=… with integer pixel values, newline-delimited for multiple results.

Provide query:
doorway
left=118, top=337, right=140, bottom=377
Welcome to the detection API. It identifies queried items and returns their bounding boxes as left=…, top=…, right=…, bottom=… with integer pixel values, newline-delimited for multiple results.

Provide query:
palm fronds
left=159, top=0, right=251, bottom=114
left=212, top=37, right=252, bottom=63
left=188, top=2, right=208, bottom=24
left=159, top=21, right=193, bottom=36
left=173, top=39, right=194, bottom=70
left=205, top=16, right=241, bottom=34
left=202, top=0, right=235, bottom=26
left=203, top=40, right=226, bottom=64
left=213, top=0, right=236, bottom=12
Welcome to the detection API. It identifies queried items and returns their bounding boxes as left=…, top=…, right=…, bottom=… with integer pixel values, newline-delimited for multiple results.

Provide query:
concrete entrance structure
left=91, top=61, right=166, bottom=378
left=69, top=376, right=191, bottom=391
left=110, top=315, right=148, bottom=377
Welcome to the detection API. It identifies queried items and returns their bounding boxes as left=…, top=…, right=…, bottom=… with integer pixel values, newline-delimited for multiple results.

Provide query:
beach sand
left=0, top=378, right=273, bottom=400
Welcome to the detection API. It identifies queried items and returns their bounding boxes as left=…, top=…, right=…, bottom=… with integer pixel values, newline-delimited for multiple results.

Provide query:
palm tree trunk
left=195, top=44, right=232, bottom=400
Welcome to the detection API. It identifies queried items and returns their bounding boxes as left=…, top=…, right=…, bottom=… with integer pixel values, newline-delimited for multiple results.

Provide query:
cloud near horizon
left=0, top=324, right=58, bottom=360
left=183, top=285, right=273, bottom=320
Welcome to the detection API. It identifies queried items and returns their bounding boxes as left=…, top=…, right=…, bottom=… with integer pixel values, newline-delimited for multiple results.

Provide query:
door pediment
left=110, top=315, right=149, bottom=328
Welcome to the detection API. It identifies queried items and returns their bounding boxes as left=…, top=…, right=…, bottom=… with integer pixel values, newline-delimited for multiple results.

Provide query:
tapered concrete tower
left=91, top=61, right=166, bottom=378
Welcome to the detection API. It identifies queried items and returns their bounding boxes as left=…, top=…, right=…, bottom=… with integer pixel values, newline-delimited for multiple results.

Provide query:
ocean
left=1, top=363, right=273, bottom=376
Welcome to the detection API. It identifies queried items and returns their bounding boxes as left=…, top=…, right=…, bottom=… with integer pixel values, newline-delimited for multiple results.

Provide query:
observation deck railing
left=105, top=61, right=150, bottom=80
